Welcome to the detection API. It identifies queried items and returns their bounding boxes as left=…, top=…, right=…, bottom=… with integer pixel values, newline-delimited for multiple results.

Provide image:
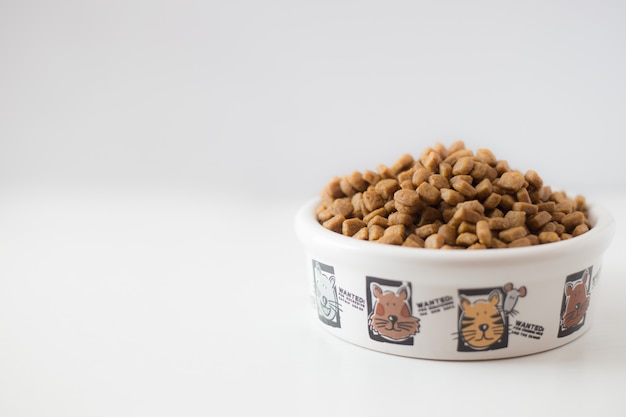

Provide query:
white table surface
left=0, top=185, right=624, bottom=417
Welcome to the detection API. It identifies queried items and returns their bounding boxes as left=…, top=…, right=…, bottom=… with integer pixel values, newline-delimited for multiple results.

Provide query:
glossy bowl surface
left=295, top=198, right=615, bottom=360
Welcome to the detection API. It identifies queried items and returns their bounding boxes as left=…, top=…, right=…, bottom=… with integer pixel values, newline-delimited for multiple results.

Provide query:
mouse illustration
left=369, top=283, right=420, bottom=341
left=313, top=262, right=340, bottom=322
left=459, top=290, right=505, bottom=350
left=562, top=269, right=590, bottom=329
left=502, top=283, right=527, bottom=316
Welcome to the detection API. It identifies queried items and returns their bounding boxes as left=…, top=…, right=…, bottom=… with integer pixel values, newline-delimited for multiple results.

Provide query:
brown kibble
left=440, top=188, right=466, bottom=205
left=362, top=190, right=385, bottom=212
left=483, top=193, right=502, bottom=210
left=403, top=234, right=425, bottom=248
left=572, top=223, right=589, bottom=237
left=512, top=202, right=538, bottom=216
left=527, top=211, right=553, bottom=231
left=323, top=215, right=345, bottom=234
left=388, top=212, right=414, bottom=226
left=504, top=210, right=526, bottom=228
left=487, top=217, right=510, bottom=230
left=317, top=143, right=592, bottom=249
left=499, top=171, right=526, bottom=192
left=429, top=174, right=450, bottom=189
left=456, top=232, right=478, bottom=247
left=412, top=167, right=431, bottom=186
left=562, top=211, right=585, bottom=232
left=425, top=233, right=445, bottom=249
left=342, top=218, right=366, bottom=237
left=499, top=226, right=528, bottom=243
left=475, top=148, right=497, bottom=166
left=353, top=227, right=369, bottom=240
left=508, top=237, right=532, bottom=248
left=391, top=153, right=414, bottom=175
left=394, top=189, right=421, bottom=207
left=417, top=182, right=441, bottom=205
left=438, top=224, right=458, bottom=246
left=539, top=231, right=560, bottom=244
left=450, top=178, right=477, bottom=198
left=416, top=223, right=439, bottom=239
left=452, top=157, right=475, bottom=176
left=525, top=170, right=543, bottom=189
left=375, top=179, right=400, bottom=199
left=368, top=224, right=385, bottom=241
left=330, top=198, right=354, bottom=217
left=476, top=220, right=492, bottom=247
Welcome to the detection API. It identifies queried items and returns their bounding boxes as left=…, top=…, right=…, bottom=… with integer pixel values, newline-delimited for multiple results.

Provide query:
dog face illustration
left=369, top=283, right=420, bottom=341
left=459, top=290, right=505, bottom=350
left=562, top=271, right=589, bottom=329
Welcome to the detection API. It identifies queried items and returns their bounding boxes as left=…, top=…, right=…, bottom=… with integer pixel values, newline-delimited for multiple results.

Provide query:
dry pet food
left=316, top=141, right=591, bottom=249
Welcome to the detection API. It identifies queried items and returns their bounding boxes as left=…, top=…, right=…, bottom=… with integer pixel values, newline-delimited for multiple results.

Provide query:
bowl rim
left=295, top=197, right=616, bottom=266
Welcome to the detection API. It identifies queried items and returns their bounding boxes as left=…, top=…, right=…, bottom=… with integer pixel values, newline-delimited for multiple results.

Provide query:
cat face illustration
left=562, top=271, right=589, bottom=329
left=314, top=262, right=339, bottom=321
left=369, top=283, right=420, bottom=341
left=459, top=290, right=505, bottom=350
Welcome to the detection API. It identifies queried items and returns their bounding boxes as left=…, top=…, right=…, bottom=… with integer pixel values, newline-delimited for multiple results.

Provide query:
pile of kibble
left=316, top=141, right=591, bottom=249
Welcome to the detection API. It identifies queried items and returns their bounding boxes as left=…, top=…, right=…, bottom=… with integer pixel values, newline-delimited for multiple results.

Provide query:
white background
left=1, top=1, right=625, bottom=416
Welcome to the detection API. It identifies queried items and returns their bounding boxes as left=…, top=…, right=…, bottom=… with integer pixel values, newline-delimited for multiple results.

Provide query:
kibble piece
left=476, top=220, right=492, bottom=247
left=323, top=215, right=345, bottom=234
left=482, top=193, right=502, bottom=210
left=368, top=224, right=385, bottom=241
left=397, top=168, right=416, bottom=184
left=452, top=157, right=475, bottom=176
left=475, top=178, right=493, bottom=199
left=525, top=170, right=543, bottom=189
left=425, top=233, right=445, bottom=249
left=487, top=217, right=510, bottom=230
left=412, top=167, right=431, bottom=186
left=429, top=174, right=450, bottom=189
left=512, top=202, right=538, bottom=216
left=499, top=226, right=528, bottom=243
left=362, top=170, right=381, bottom=185
left=416, top=223, right=439, bottom=239
left=476, top=148, right=497, bottom=166
left=391, top=153, right=414, bottom=175
left=538, top=231, right=560, bottom=244
left=457, top=221, right=476, bottom=234
left=342, top=218, right=367, bottom=237
left=330, top=198, right=354, bottom=217
left=504, top=210, right=526, bottom=227
left=388, top=212, right=414, bottom=226
left=362, top=191, right=385, bottom=212
left=508, top=237, right=532, bottom=248
left=499, top=171, right=526, bottom=192
left=367, top=214, right=388, bottom=228
left=438, top=162, right=453, bottom=178
left=450, top=179, right=477, bottom=199
left=516, top=188, right=532, bottom=204
left=453, top=207, right=482, bottom=224
left=440, top=188, right=465, bottom=205
left=456, top=232, right=478, bottom=247
left=325, top=177, right=344, bottom=198
left=403, top=234, right=425, bottom=248
left=562, top=211, right=585, bottom=232
left=375, top=179, right=401, bottom=199
left=363, top=207, right=386, bottom=223
left=353, top=227, right=369, bottom=240
left=438, top=224, right=458, bottom=246
left=422, top=151, right=442, bottom=172
left=527, top=211, right=552, bottom=231
left=572, top=223, right=589, bottom=237
left=394, top=189, right=421, bottom=207
left=417, top=182, right=441, bottom=205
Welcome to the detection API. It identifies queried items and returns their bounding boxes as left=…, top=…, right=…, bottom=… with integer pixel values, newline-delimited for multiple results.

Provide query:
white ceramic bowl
left=295, top=198, right=615, bottom=360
